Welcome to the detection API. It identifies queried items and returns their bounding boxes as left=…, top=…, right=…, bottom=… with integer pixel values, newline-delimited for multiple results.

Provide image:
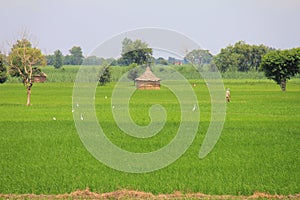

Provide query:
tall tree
left=251, top=44, right=272, bottom=70
left=7, top=38, right=46, bottom=105
left=213, top=46, right=242, bottom=72
left=122, top=38, right=133, bottom=53
left=0, top=55, right=7, bottom=84
left=53, top=50, right=63, bottom=69
left=69, top=46, right=83, bottom=65
left=98, top=63, right=111, bottom=86
left=185, top=49, right=213, bottom=64
left=63, top=55, right=72, bottom=65
left=45, top=54, right=54, bottom=65
left=260, top=48, right=300, bottom=91
left=12, top=38, right=32, bottom=49
left=121, top=38, right=153, bottom=65
left=214, top=41, right=271, bottom=72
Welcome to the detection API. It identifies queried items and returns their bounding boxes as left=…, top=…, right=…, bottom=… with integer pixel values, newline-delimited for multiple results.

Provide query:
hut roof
left=135, top=67, right=160, bottom=81
left=34, top=72, right=47, bottom=77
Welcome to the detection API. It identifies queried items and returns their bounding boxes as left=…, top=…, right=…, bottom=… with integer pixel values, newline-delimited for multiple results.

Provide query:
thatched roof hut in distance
left=135, top=67, right=160, bottom=90
left=33, top=72, right=47, bottom=83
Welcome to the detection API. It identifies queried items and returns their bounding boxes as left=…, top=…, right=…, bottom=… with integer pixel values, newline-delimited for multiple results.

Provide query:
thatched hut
left=135, top=67, right=160, bottom=90
left=33, top=72, right=47, bottom=83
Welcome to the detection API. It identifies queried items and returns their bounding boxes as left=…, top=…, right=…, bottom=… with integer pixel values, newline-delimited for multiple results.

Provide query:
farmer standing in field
left=226, top=88, right=231, bottom=102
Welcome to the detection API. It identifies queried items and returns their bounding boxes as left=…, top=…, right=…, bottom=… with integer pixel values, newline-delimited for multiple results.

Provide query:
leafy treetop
left=260, top=48, right=300, bottom=91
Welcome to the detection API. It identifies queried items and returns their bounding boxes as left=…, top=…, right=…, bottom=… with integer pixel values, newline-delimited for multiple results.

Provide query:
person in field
left=226, top=88, right=231, bottom=102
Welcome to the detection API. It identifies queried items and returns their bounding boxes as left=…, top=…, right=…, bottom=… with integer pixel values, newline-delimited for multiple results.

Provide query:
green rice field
left=0, top=66, right=299, bottom=195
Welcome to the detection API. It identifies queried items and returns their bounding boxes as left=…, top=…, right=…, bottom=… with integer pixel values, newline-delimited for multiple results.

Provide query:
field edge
left=0, top=189, right=299, bottom=200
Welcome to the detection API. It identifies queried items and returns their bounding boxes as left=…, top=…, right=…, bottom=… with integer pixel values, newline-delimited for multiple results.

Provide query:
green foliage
left=83, top=56, right=103, bottom=65
left=45, top=54, right=54, bottom=65
left=13, top=65, right=129, bottom=83
left=7, top=37, right=46, bottom=105
left=63, top=55, right=72, bottom=65
left=6, top=65, right=291, bottom=84
left=68, top=46, right=84, bottom=65
left=11, top=38, right=32, bottom=50
left=214, top=41, right=271, bottom=72
left=0, top=55, right=7, bottom=84
left=110, top=66, right=130, bottom=81
left=82, top=56, right=118, bottom=66
left=8, top=39, right=46, bottom=85
left=53, top=50, right=63, bottom=69
left=98, top=64, right=111, bottom=86
left=0, top=80, right=299, bottom=194
left=120, top=38, right=153, bottom=65
left=41, top=65, right=79, bottom=82
left=156, top=57, right=168, bottom=65
left=221, top=71, right=265, bottom=79
left=127, top=63, right=140, bottom=82
left=108, top=58, right=118, bottom=66
left=260, top=48, right=300, bottom=91
left=185, top=49, right=213, bottom=64
left=214, top=49, right=241, bottom=72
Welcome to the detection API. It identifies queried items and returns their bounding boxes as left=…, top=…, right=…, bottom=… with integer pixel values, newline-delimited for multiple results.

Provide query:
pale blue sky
left=1, top=0, right=300, bottom=56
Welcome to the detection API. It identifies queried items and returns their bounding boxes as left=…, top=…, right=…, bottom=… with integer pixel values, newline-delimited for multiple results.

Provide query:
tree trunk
left=26, top=88, right=31, bottom=106
left=280, top=80, right=286, bottom=91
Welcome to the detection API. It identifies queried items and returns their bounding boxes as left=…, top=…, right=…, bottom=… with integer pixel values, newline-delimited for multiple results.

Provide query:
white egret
left=192, top=104, right=196, bottom=112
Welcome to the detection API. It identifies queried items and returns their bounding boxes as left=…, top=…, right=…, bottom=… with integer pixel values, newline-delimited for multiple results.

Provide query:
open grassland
left=0, top=69, right=299, bottom=195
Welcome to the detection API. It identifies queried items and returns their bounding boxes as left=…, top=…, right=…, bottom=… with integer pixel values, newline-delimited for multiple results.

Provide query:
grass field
left=0, top=67, right=299, bottom=195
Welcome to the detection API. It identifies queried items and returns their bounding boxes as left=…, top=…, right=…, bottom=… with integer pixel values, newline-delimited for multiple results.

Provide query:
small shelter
left=33, top=72, right=47, bottom=83
left=135, top=67, right=160, bottom=90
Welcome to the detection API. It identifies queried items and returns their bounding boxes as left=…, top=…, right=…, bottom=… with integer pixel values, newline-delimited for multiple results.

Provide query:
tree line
left=43, top=40, right=273, bottom=72
left=44, top=42, right=180, bottom=68
left=213, top=41, right=273, bottom=72
left=0, top=36, right=299, bottom=100
left=45, top=46, right=84, bottom=67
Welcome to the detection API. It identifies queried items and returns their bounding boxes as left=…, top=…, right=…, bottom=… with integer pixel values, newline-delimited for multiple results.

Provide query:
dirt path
left=0, top=188, right=299, bottom=199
